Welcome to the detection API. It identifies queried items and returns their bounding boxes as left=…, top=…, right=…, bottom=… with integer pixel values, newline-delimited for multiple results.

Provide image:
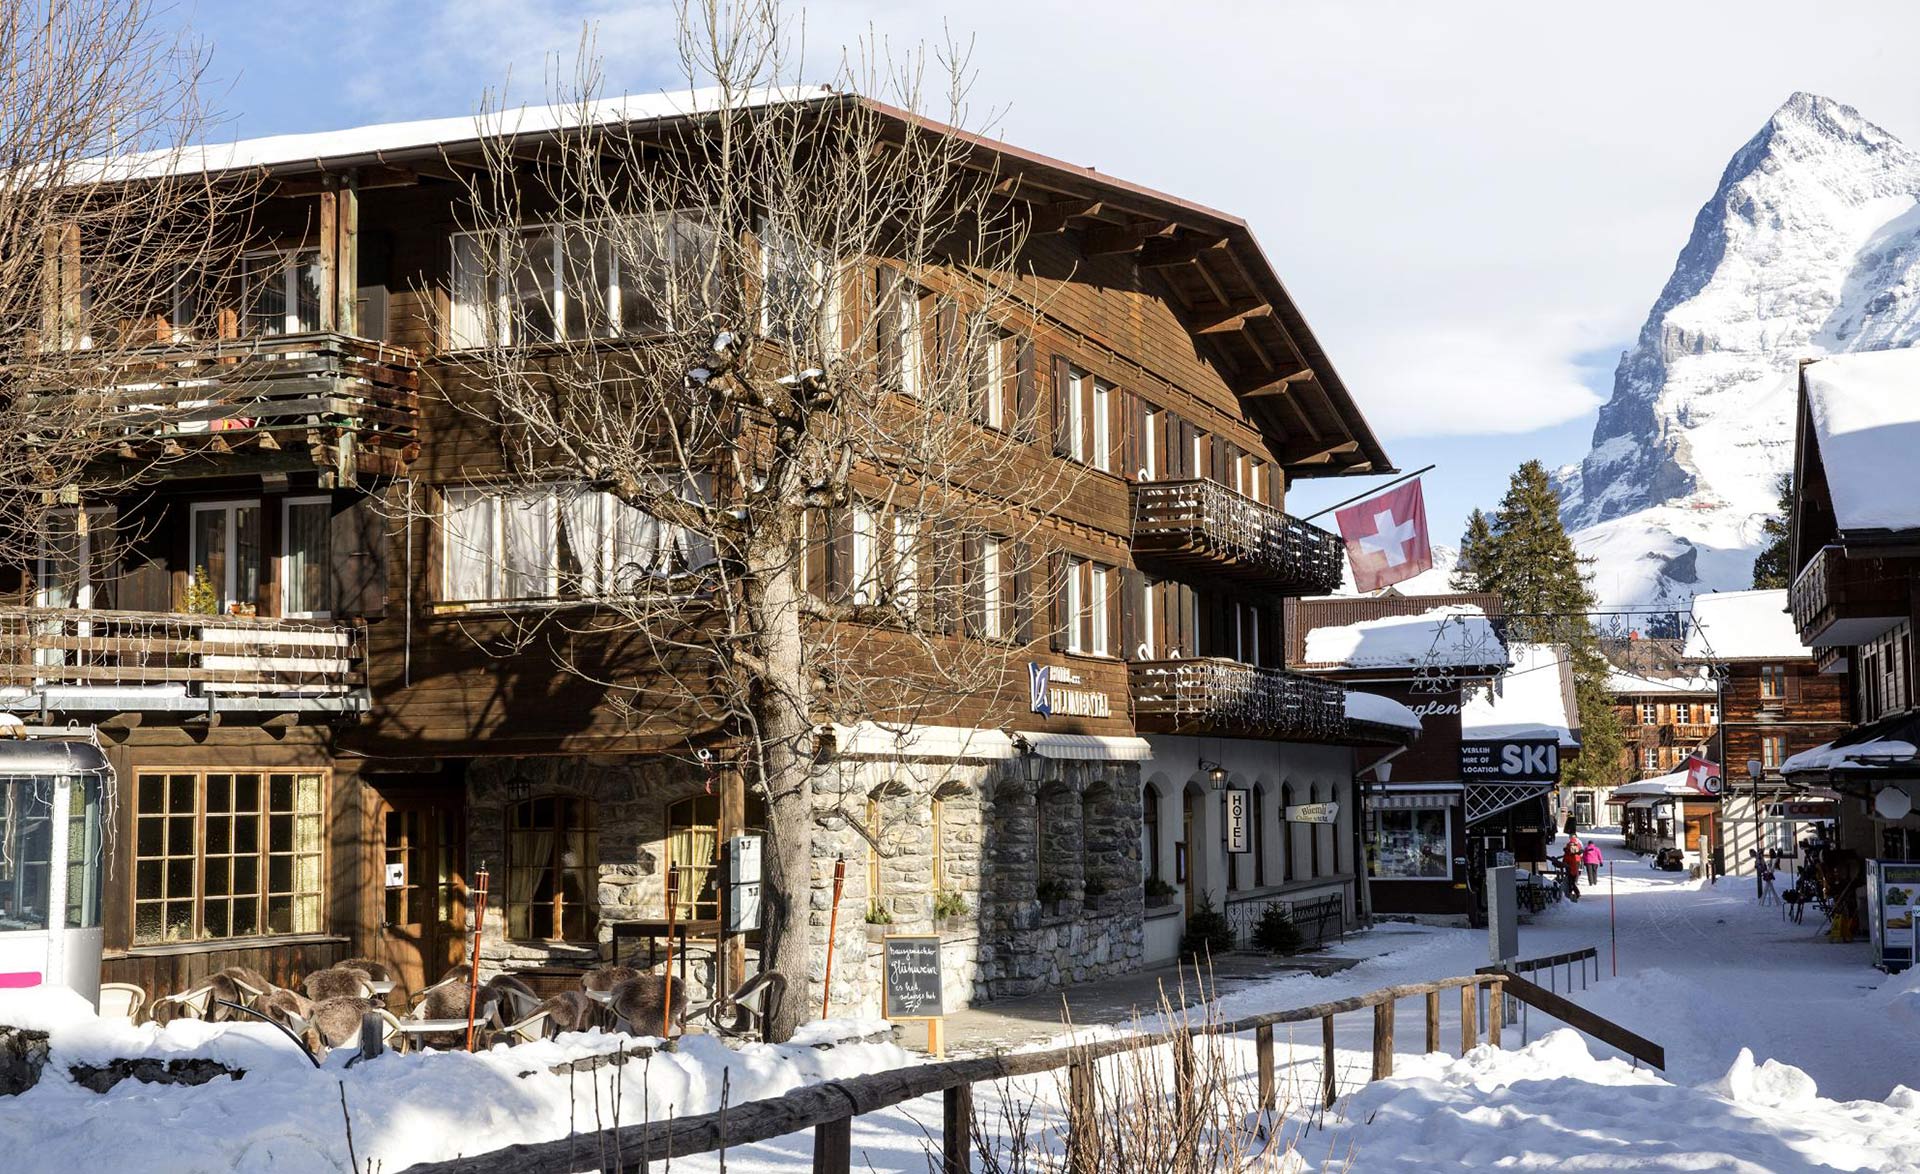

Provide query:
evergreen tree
left=1751, top=473, right=1793, bottom=589
left=1468, top=460, right=1627, bottom=795
left=1452, top=509, right=1494, bottom=591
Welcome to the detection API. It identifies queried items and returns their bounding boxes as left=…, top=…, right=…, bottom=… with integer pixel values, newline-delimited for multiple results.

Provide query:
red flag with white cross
left=1682, top=754, right=1723, bottom=796
left=1334, top=479, right=1432, bottom=593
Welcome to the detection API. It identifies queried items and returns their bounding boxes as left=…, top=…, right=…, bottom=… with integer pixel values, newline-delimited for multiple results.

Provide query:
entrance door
left=1181, top=792, right=1197, bottom=919
left=380, top=794, right=466, bottom=995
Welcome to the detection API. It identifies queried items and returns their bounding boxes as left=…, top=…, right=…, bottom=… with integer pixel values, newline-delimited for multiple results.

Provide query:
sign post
left=882, top=934, right=946, bottom=1056
left=1486, top=865, right=1518, bottom=967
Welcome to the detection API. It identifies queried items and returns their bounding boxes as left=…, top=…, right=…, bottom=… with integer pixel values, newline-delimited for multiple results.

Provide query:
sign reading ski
left=1459, top=738, right=1561, bottom=784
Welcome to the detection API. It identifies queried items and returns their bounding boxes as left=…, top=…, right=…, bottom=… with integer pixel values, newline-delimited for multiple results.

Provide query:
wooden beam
left=1138, top=234, right=1227, bottom=269
left=1027, top=199, right=1104, bottom=235
left=1193, top=303, right=1274, bottom=336
left=1080, top=219, right=1174, bottom=256
left=1288, top=440, right=1362, bottom=467
left=1242, top=368, right=1317, bottom=398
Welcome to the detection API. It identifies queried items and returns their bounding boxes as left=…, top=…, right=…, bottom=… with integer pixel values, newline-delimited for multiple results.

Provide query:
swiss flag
left=1682, top=754, right=1723, bottom=796
left=1334, top=480, right=1433, bottom=593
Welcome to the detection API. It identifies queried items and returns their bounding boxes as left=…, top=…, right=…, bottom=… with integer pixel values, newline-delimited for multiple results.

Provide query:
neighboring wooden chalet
left=1608, top=668, right=1717, bottom=777
left=7, top=91, right=1411, bottom=1017
left=1781, top=350, right=1920, bottom=870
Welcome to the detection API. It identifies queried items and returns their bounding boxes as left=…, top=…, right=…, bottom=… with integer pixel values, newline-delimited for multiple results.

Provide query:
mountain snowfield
left=1555, top=91, right=1920, bottom=608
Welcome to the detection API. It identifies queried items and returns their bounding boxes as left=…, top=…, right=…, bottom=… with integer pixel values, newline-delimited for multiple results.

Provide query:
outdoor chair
left=483, top=974, right=542, bottom=1024
left=209, top=967, right=273, bottom=1010
left=97, top=982, right=147, bottom=1024
left=531, top=990, right=603, bottom=1035
left=335, top=957, right=393, bottom=983
left=686, top=971, right=787, bottom=1041
left=488, top=1008, right=554, bottom=1046
left=583, top=964, right=640, bottom=993
left=606, top=975, right=688, bottom=1038
left=150, top=984, right=217, bottom=1024
left=305, top=966, right=376, bottom=1002
left=258, top=987, right=313, bottom=1031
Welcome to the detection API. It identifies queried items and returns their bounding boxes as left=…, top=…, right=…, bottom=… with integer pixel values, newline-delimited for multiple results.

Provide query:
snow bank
left=0, top=994, right=911, bottom=1173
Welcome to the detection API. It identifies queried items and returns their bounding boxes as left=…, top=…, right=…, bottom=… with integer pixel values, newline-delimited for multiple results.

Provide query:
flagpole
left=1300, top=464, right=1437, bottom=522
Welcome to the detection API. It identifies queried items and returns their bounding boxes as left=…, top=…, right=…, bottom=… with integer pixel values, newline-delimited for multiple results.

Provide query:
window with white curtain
left=1088, top=564, right=1110, bottom=655
left=242, top=250, right=322, bottom=336
left=1090, top=379, right=1112, bottom=471
left=980, top=537, right=1003, bottom=638
left=443, top=482, right=714, bottom=603
left=281, top=497, right=333, bottom=618
left=758, top=222, right=835, bottom=352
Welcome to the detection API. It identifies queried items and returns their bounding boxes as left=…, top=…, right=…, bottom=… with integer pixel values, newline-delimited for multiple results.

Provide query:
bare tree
left=437, top=1, right=1087, bottom=1039
left=0, top=0, right=252, bottom=580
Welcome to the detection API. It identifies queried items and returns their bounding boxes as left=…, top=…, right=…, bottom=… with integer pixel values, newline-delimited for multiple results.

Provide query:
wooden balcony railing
left=0, top=607, right=367, bottom=713
left=24, top=332, right=420, bottom=485
left=1131, top=479, right=1344, bottom=596
left=1130, top=657, right=1347, bottom=741
left=1788, top=544, right=1909, bottom=648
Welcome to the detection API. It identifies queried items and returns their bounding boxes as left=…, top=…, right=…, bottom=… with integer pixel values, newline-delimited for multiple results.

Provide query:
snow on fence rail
left=399, top=970, right=1664, bottom=1174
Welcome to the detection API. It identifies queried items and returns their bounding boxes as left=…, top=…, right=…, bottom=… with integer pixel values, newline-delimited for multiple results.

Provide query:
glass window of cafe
left=1368, top=808, right=1452, bottom=880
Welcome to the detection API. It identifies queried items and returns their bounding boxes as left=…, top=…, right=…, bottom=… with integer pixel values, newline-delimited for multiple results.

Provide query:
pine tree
left=1452, top=509, right=1494, bottom=591
left=1469, top=460, right=1627, bottom=795
left=1751, top=473, right=1793, bottom=589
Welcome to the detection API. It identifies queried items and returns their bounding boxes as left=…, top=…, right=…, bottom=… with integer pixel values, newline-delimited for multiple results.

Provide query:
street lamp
left=1746, top=757, right=1764, bottom=901
left=1200, top=759, right=1229, bottom=791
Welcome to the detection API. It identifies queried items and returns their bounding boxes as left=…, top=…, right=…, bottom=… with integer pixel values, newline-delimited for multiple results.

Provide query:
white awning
left=1626, top=797, right=1667, bottom=810
left=1367, top=792, right=1456, bottom=811
left=1017, top=732, right=1155, bottom=762
left=825, top=723, right=1017, bottom=760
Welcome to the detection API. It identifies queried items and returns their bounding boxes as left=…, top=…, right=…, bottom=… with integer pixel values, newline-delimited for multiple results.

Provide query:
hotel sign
left=1225, top=788, right=1251, bottom=853
left=1027, top=662, right=1111, bottom=719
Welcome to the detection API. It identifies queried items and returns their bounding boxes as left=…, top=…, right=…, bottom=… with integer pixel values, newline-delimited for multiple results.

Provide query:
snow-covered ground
left=4, top=834, right=1918, bottom=1172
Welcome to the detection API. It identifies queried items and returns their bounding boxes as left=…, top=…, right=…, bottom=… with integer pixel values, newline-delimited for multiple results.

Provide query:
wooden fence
left=401, top=968, right=1663, bottom=1174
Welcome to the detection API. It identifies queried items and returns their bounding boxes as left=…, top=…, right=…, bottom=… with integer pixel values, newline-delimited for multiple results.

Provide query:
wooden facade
left=15, top=97, right=1404, bottom=1006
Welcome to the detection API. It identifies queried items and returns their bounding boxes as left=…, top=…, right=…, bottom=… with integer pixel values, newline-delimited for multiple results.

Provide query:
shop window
left=663, top=795, right=717, bottom=922
left=1369, top=808, right=1451, bottom=879
left=508, top=795, right=598, bottom=940
left=132, top=770, right=324, bottom=944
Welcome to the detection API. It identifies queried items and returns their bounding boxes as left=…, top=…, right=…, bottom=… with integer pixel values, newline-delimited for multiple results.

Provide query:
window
left=1142, top=785, right=1161, bottom=883
left=891, top=512, right=921, bottom=614
left=1675, top=703, right=1693, bottom=725
left=1761, top=734, right=1787, bottom=771
left=242, top=250, right=322, bottom=336
left=1088, top=565, right=1110, bottom=656
left=190, top=501, right=262, bottom=613
left=1059, top=366, right=1117, bottom=469
left=132, top=770, right=324, bottom=944
left=886, top=278, right=926, bottom=397
left=1064, top=557, right=1086, bottom=652
left=507, top=795, right=597, bottom=940
left=968, top=328, right=1010, bottom=429
left=978, top=537, right=1004, bottom=638
left=1641, top=702, right=1658, bottom=726
left=1060, top=557, right=1116, bottom=656
left=846, top=503, right=920, bottom=609
left=1643, top=747, right=1659, bottom=772
left=665, top=794, right=720, bottom=921
left=1760, top=665, right=1788, bottom=700
left=1704, top=702, right=1718, bottom=724
left=450, top=217, right=712, bottom=348
left=1090, top=379, right=1112, bottom=472
left=758, top=221, right=834, bottom=351
left=0, top=774, right=103, bottom=933
left=282, top=497, right=332, bottom=618
left=1368, top=808, right=1451, bottom=880
left=1139, top=410, right=1160, bottom=480
left=442, top=483, right=712, bottom=602
left=1065, top=368, right=1088, bottom=462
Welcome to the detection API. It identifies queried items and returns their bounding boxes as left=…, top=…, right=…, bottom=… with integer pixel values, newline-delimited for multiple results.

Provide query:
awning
left=1017, top=731, right=1155, bottom=762
left=826, top=723, right=1017, bottom=760
left=1367, top=792, right=1456, bottom=811
left=1626, top=797, right=1666, bottom=811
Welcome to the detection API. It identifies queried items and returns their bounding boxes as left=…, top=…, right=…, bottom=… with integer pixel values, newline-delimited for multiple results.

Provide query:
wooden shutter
left=1105, top=566, right=1124, bottom=658
left=1108, top=388, right=1128, bottom=474
left=1077, top=565, right=1095, bottom=653
left=803, top=508, right=828, bottom=599
left=875, top=267, right=901, bottom=388
left=1786, top=669, right=1802, bottom=704
left=1257, top=605, right=1280, bottom=668
left=1046, top=549, right=1068, bottom=650
left=1208, top=434, right=1229, bottom=485
left=1051, top=355, right=1073, bottom=458
left=1011, top=541, right=1033, bottom=643
left=966, top=323, right=989, bottom=425
left=826, top=507, right=854, bottom=602
left=930, top=516, right=958, bottom=634
left=1266, top=462, right=1283, bottom=507
left=1174, top=418, right=1195, bottom=479
left=1009, top=338, right=1036, bottom=442
left=330, top=494, right=389, bottom=619
left=936, top=301, right=961, bottom=413
left=961, top=534, right=985, bottom=637
left=1121, top=569, right=1145, bottom=660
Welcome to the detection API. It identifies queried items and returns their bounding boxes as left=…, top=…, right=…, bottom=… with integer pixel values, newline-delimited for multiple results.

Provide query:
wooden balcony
left=1788, top=545, right=1910, bottom=648
left=1131, top=657, right=1348, bottom=741
left=25, top=332, right=420, bottom=487
left=0, top=607, right=367, bottom=716
left=1131, top=479, right=1343, bottom=596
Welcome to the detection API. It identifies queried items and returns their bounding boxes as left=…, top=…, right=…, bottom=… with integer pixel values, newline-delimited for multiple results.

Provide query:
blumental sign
left=1028, top=662, right=1112, bottom=719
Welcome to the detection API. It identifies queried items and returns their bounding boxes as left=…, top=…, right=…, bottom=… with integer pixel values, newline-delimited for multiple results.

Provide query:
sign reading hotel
left=1225, top=788, right=1251, bottom=853
left=1460, top=738, right=1561, bottom=784
left=1028, top=662, right=1111, bottom=719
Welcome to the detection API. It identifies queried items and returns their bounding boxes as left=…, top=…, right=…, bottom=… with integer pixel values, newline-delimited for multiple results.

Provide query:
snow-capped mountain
left=1556, top=92, right=1920, bottom=608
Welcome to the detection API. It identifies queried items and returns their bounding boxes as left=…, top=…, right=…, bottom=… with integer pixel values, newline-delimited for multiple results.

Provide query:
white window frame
left=1140, top=411, right=1159, bottom=481
left=850, top=505, right=879, bottom=606
left=1089, top=564, right=1110, bottom=656
left=451, top=216, right=705, bottom=349
left=1090, top=378, right=1112, bottom=472
left=36, top=509, right=94, bottom=611
left=890, top=512, right=920, bottom=613
left=190, top=500, right=263, bottom=613
left=1641, top=702, right=1658, bottom=726
left=980, top=536, right=1003, bottom=638
left=439, top=486, right=560, bottom=603
left=897, top=285, right=924, bottom=398
left=1066, top=368, right=1088, bottom=463
left=280, top=496, right=333, bottom=619
left=1138, top=577, right=1155, bottom=659
left=241, top=248, right=321, bottom=337
left=1704, top=702, right=1718, bottom=724
left=1642, top=747, right=1659, bottom=772
left=1065, top=557, right=1086, bottom=653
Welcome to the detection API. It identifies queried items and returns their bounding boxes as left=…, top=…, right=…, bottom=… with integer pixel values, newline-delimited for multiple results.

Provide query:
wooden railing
left=23, top=332, right=421, bottom=481
left=1131, top=657, right=1348, bottom=741
left=1789, top=544, right=1908, bottom=647
left=0, top=607, right=366, bottom=709
left=1131, top=479, right=1344, bottom=594
left=400, top=969, right=1663, bottom=1174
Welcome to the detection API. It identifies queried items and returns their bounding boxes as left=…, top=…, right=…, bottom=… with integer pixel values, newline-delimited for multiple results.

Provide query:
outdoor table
left=586, top=989, right=615, bottom=1005
left=368, top=980, right=396, bottom=998
left=605, top=918, right=721, bottom=985
left=392, top=1017, right=474, bottom=1050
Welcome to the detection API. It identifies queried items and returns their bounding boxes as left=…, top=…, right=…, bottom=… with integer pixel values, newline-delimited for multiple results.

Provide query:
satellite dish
left=1874, top=785, right=1913, bottom=821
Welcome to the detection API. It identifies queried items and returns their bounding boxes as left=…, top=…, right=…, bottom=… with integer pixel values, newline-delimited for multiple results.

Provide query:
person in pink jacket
left=1581, top=839, right=1603, bottom=886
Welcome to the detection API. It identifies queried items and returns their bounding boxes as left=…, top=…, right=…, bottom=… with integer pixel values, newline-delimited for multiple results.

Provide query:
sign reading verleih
left=1460, top=739, right=1561, bottom=783
left=882, top=934, right=944, bottom=1020
left=1285, top=803, right=1340, bottom=825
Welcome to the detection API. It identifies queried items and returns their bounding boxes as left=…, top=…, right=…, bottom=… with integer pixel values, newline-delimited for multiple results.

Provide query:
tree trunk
left=745, top=528, right=816, bottom=1043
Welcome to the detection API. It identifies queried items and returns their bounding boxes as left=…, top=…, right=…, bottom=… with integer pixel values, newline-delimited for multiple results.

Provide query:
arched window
left=665, top=795, right=720, bottom=920
left=507, top=795, right=597, bottom=941
left=1308, top=783, right=1324, bottom=879
left=1142, top=784, right=1162, bottom=882
left=1253, top=787, right=1267, bottom=888
left=1282, top=783, right=1299, bottom=881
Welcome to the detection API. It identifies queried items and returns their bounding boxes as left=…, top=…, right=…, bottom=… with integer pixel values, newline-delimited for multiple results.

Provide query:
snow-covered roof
left=1803, top=347, right=1920, bottom=533
left=94, top=87, right=834, bottom=181
left=1606, top=668, right=1718, bottom=697
left=1610, top=770, right=1697, bottom=797
left=1461, top=643, right=1581, bottom=748
left=1345, top=690, right=1421, bottom=732
left=1780, top=738, right=1919, bottom=774
left=1681, top=590, right=1809, bottom=662
left=1299, top=605, right=1507, bottom=671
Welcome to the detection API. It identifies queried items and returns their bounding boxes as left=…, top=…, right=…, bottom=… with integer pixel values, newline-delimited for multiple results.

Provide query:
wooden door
left=380, top=795, right=466, bottom=995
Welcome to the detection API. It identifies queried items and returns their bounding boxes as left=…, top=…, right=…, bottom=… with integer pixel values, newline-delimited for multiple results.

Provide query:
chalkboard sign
left=882, top=934, right=944, bottom=1020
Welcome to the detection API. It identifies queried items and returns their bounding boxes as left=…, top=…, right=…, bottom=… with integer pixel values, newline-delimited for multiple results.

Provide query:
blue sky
left=175, top=0, right=1920, bottom=543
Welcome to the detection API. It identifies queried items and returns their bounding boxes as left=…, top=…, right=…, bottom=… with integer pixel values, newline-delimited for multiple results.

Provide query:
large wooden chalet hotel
left=4, top=91, right=1418, bottom=1020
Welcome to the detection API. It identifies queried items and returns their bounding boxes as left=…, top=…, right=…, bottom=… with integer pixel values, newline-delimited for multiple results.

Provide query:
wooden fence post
left=813, top=1115, right=852, bottom=1174
left=1424, top=991, right=1440, bottom=1054
left=1488, top=981, right=1504, bottom=1047
left=942, top=1084, right=972, bottom=1174
left=1322, top=1014, right=1337, bottom=1107
left=1067, top=1062, right=1097, bottom=1174
left=1460, top=984, right=1478, bottom=1056
left=1256, top=1024, right=1275, bottom=1112
left=1371, top=1000, right=1394, bottom=1081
